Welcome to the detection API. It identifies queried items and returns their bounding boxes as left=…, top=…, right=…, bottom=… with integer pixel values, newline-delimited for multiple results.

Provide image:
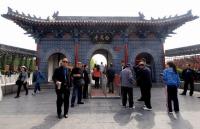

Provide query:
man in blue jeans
left=71, top=62, right=84, bottom=107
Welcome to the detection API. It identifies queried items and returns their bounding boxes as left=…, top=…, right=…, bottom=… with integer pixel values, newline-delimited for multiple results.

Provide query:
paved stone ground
left=0, top=88, right=200, bottom=129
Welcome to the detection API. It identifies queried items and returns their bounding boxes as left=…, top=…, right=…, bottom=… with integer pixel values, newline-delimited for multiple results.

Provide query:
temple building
left=2, top=7, right=198, bottom=83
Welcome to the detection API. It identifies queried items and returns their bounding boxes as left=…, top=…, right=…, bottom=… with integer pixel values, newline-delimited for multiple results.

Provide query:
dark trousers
left=121, top=87, right=133, bottom=107
left=108, top=80, right=114, bottom=93
left=56, top=89, right=70, bottom=116
left=167, top=86, right=179, bottom=112
left=142, top=86, right=152, bottom=108
left=34, top=82, right=41, bottom=93
left=83, top=83, right=88, bottom=99
left=94, top=77, right=100, bottom=88
left=16, top=82, right=28, bottom=96
left=139, top=85, right=145, bottom=100
left=71, top=85, right=82, bottom=104
left=183, top=80, right=194, bottom=95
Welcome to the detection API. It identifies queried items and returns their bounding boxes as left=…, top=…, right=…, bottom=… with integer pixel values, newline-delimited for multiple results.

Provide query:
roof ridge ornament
left=138, top=12, right=145, bottom=19
left=187, top=10, right=192, bottom=15
left=7, top=7, right=12, bottom=14
left=52, top=11, right=59, bottom=19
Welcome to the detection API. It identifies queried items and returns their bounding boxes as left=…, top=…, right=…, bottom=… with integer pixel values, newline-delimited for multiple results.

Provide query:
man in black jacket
left=71, top=62, right=84, bottom=107
left=137, top=61, right=152, bottom=110
left=52, top=58, right=71, bottom=119
left=180, top=64, right=195, bottom=96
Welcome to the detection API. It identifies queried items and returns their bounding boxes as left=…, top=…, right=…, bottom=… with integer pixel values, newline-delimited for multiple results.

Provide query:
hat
left=21, top=66, right=27, bottom=69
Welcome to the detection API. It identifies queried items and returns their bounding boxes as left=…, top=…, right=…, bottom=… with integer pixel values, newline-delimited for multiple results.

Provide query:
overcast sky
left=0, top=0, right=199, bottom=50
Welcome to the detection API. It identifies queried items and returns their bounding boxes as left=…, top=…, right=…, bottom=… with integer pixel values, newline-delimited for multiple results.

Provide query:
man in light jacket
left=120, top=63, right=135, bottom=109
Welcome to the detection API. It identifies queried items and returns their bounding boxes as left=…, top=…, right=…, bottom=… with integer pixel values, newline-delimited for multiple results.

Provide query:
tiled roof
left=0, top=43, right=36, bottom=57
left=2, top=7, right=198, bottom=27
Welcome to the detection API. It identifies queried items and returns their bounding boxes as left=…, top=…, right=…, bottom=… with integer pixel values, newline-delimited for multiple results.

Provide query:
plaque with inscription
left=91, top=33, right=112, bottom=43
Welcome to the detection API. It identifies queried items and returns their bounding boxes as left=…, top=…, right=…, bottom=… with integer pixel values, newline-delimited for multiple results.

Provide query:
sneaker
left=71, top=104, right=74, bottom=107
left=14, top=96, right=20, bottom=98
left=77, top=102, right=84, bottom=104
left=64, top=114, right=68, bottom=118
left=180, top=93, right=186, bottom=95
left=143, top=107, right=152, bottom=111
left=122, top=105, right=126, bottom=108
left=168, top=111, right=173, bottom=114
left=32, top=93, right=36, bottom=96
left=129, top=106, right=135, bottom=109
left=58, top=115, right=62, bottom=119
left=137, top=98, right=144, bottom=101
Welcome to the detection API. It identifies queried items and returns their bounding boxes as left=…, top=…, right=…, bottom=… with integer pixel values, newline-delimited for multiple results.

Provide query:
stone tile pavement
left=0, top=88, right=200, bottom=129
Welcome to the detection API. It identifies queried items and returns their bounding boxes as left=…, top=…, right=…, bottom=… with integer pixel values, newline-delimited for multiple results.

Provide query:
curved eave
left=2, top=12, right=198, bottom=28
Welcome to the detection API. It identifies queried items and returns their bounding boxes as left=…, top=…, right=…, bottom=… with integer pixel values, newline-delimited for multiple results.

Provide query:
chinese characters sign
left=91, top=33, right=112, bottom=43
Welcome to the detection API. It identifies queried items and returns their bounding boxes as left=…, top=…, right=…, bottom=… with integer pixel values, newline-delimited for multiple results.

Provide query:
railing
left=0, top=74, right=33, bottom=87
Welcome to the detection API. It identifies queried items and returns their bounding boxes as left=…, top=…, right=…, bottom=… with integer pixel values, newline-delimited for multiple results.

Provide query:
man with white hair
left=120, top=63, right=135, bottom=109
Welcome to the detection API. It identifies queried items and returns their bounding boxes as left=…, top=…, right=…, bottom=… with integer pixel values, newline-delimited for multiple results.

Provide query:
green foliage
left=177, top=67, right=183, bottom=80
left=90, top=58, right=95, bottom=69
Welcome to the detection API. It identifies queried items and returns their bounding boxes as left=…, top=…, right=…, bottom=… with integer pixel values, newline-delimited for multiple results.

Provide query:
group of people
left=13, top=57, right=200, bottom=119
left=92, top=62, right=116, bottom=93
left=14, top=66, right=45, bottom=98
left=52, top=58, right=90, bottom=119
left=120, top=61, right=152, bottom=110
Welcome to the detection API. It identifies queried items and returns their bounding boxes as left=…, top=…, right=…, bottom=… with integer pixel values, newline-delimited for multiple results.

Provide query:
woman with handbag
left=15, top=66, right=28, bottom=98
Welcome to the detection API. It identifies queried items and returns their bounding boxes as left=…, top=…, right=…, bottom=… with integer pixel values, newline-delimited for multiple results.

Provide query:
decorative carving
left=7, top=7, right=12, bottom=13
left=52, top=11, right=59, bottom=19
left=138, top=12, right=145, bottom=19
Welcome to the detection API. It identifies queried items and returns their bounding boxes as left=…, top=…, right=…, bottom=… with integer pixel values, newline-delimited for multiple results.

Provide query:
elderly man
left=120, top=63, right=135, bottom=109
left=52, top=58, right=71, bottom=119
left=137, top=61, right=152, bottom=111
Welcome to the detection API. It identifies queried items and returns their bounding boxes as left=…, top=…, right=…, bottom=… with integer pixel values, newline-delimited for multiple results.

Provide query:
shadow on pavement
left=113, top=108, right=134, bottom=126
left=168, top=113, right=193, bottom=129
left=31, top=114, right=60, bottom=129
left=134, top=110, right=155, bottom=129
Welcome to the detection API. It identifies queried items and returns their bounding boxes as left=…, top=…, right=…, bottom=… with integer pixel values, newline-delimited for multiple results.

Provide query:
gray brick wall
left=37, top=34, right=164, bottom=83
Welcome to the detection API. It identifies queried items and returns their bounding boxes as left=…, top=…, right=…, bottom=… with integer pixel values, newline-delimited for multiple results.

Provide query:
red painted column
left=36, top=42, right=40, bottom=68
left=74, top=44, right=79, bottom=66
left=124, top=44, right=128, bottom=65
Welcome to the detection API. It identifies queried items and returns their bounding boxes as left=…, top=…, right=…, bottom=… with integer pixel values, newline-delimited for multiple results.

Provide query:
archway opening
left=135, top=53, right=156, bottom=82
left=48, top=53, right=66, bottom=82
left=90, top=54, right=107, bottom=70
left=89, top=49, right=119, bottom=98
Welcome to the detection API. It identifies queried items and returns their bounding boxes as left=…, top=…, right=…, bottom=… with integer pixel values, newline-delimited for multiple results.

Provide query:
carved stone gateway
left=2, top=7, right=198, bottom=83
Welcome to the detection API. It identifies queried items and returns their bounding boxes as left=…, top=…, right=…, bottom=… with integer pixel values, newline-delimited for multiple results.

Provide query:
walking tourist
left=120, top=63, right=135, bottom=109
left=71, top=62, right=84, bottom=107
left=15, top=66, right=28, bottom=98
left=52, top=58, right=71, bottom=119
left=163, top=62, right=180, bottom=113
left=180, top=64, right=195, bottom=96
left=106, top=63, right=115, bottom=93
left=82, top=64, right=90, bottom=99
left=100, top=62, right=105, bottom=87
left=32, top=66, right=45, bottom=95
left=92, top=65, right=101, bottom=89
left=137, top=61, right=152, bottom=111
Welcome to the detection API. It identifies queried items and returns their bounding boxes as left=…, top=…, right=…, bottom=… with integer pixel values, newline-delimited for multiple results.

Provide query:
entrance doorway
left=89, top=49, right=120, bottom=98
left=48, top=53, right=66, bottom=82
